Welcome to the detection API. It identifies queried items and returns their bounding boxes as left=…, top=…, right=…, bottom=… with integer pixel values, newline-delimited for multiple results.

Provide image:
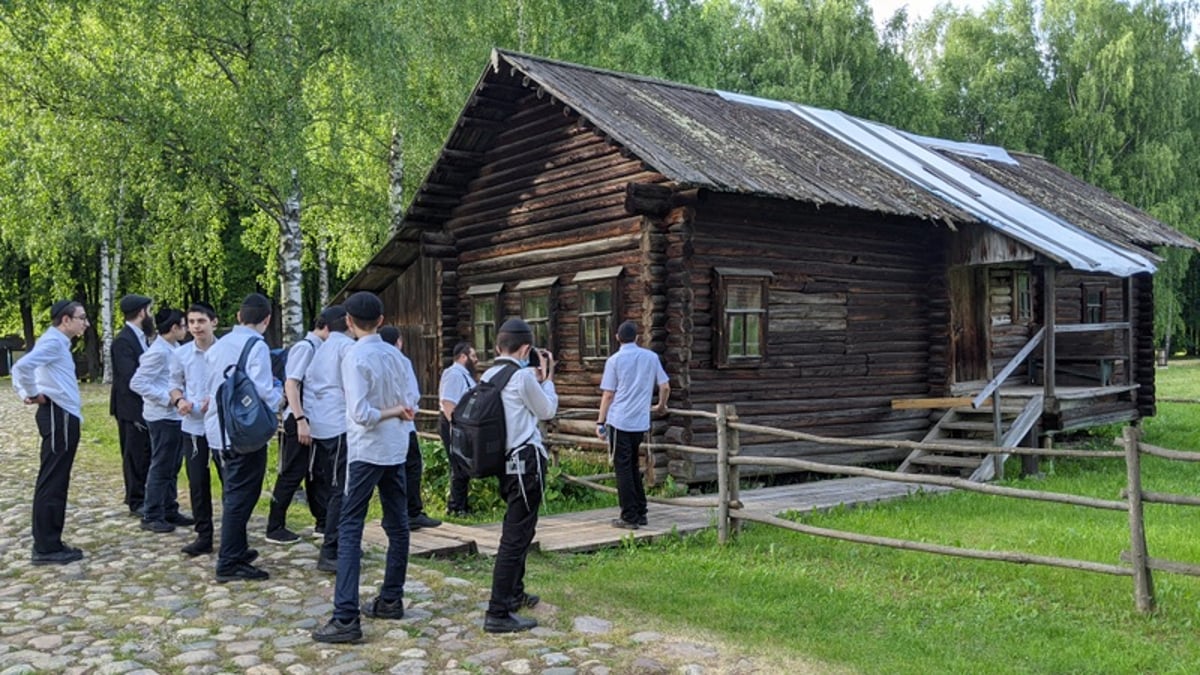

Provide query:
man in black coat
left=111, top=293, right=154, bottom=516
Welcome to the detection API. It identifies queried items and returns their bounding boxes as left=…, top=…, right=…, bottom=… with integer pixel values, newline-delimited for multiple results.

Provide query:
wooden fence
left=547, top=403, right=1200, bottom=613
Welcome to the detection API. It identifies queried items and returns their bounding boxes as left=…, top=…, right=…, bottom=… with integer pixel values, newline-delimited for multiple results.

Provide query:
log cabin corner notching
left=338, top=49, right=1200, bottom=485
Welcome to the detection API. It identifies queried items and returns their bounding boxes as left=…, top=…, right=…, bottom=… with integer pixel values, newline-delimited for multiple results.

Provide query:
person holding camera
left=483, top=318, right=557, bottom=634
left=596, top=320, right=670, bottom=530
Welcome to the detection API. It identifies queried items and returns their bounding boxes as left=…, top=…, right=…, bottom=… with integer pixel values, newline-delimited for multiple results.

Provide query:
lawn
left=503, top=360, right=1200, bottom=674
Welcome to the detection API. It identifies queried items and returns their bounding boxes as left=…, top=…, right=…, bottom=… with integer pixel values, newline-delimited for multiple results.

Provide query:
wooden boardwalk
left=362, top=477, right=946, bottom=557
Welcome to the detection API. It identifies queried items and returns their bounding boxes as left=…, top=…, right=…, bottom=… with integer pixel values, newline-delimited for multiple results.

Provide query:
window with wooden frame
left=515, top=276, right=557, bottom=351
left=1081, top=283, right=1106, bottom=323
left=716, top=267, right=772, bottom=367
left=574, top=266, right=622, bottom=361
left=1013, top=271, right=1032, bottom=322
left=467, top=282, right=503, bottom=361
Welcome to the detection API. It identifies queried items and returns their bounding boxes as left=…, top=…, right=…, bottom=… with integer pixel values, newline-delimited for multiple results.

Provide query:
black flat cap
left=498, top=318, right=533, bottom=336
left=119, top=294, right=153, bottom=316
left=344, top=292, right=383, bottom=322
left=50, top=300, right=74, bottom=321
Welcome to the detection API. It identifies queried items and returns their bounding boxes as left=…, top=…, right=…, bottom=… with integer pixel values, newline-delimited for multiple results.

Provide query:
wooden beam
left=891, top=397, right=986, bottom=410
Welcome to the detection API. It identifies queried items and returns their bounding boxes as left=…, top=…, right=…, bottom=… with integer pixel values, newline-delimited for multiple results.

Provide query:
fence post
left=717, top=403, right=731, bottom=545
left=1123, top=424, right=1155, bottom=613
left=728, top=404, right=742, bottom=535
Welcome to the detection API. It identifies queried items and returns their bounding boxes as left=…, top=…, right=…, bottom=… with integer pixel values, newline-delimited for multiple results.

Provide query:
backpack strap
left=490, top=363, right=538, bottom=452
left=236, top=336, right=262, bottom=371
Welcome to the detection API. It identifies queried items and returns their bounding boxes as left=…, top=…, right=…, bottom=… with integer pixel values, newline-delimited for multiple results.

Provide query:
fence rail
left=550, top=401, right=1200, bottom=613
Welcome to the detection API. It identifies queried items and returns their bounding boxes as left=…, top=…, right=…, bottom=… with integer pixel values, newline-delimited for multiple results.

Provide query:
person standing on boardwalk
left=379, top=325, right=441, bottom=531
left=437, top=341, right=478, bottom=517
left=267, top=308, right=336, bottom=544
left=11, top=300, right=89, bottom=565
left=110, top=293, right=154, bottom=517
left=312, top=292, right=414, bottom=644
left=596, top=320, right=670, bottom=530
left=203, top=293, right=283, bottom=583
left=130, top=308, right=194, bottom=534
left=483, top=318, right=557, bottom=634
left=169, top=302, right=222, bottom=556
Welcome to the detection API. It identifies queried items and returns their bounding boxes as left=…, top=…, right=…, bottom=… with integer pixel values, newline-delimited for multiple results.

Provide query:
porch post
left=1124, top=276, right=1134, bottom=386
left=1042, top=265, right=1056, bottom=404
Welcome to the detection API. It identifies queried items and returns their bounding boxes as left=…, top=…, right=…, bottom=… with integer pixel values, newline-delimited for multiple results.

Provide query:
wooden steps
left=897, top=394, right=1043, bottom=481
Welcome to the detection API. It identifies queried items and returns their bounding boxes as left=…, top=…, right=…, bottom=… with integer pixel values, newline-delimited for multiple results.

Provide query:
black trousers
left=117, top=418, right=151, bottom=512
left=318, top=434, right=347, bottom=560
left=405, top=430, right=426, bottom=518
left=216, top=446, right=267, bottom=573
left=184, top=432, right=222, bottom=541
left=32, top=401, right=80, bottom=554
left=269, top=420, right=332, bottom=531
left=439, top=416, right=471, bottom=512
left=611, top=428, right=648, bottom=524
left=488, top=445, right=545, bottom=617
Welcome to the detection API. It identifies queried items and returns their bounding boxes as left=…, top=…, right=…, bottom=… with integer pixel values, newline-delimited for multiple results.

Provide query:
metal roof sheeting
left=718, top=92, right=1156, bottom=276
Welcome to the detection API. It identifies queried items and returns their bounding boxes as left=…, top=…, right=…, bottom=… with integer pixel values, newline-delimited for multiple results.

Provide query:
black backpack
left=217, top=337, right=278, bottom=454
left=449, top=362, right=520, bottom=478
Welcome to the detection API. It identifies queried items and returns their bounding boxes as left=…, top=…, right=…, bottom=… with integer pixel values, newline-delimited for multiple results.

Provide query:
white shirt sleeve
left=343, top=353, right=382, bottom=429
left=131, top=345, right=171, bottom=407
left=11, top=335, right=55, bottom=399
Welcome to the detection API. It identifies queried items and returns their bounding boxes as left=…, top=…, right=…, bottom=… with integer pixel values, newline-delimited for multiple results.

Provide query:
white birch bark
left=100, top=239, right=114, bottom=384
left=316, top=233, right=329, bottom=309
left=388, top=127, right=404, bottom=239
left=278, top=168, right=304, bottom=346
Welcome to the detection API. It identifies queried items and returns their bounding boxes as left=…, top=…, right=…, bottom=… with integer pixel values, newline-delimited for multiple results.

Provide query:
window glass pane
left=745, top=316, right=761, bottom=356
left=728, top=316, right=745, bottom=357
left=523, top=295, right=547, bottom=320
left=473, top=299, right=496, bottom=358
left=727, top=282, right=762, bottom=310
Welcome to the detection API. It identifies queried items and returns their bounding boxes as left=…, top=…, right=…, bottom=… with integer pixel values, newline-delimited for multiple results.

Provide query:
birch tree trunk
left=388, top=127, right=404, bottom=239
left=316, top=233, right=329, bottom=309
left=278, top=168, right=304, bottom=346
left=100, top=239, right=114, bottom=384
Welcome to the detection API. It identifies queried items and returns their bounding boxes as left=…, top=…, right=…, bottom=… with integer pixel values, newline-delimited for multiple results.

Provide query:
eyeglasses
left=71, top=314, right=90, bottom=322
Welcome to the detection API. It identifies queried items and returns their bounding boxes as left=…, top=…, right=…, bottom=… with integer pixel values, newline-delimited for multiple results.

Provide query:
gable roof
left=339, top=49, right=1198, bottom=297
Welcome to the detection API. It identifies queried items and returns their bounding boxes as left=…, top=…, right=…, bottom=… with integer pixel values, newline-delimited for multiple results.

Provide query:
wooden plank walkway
left=363, top=477, right=947, bottom=557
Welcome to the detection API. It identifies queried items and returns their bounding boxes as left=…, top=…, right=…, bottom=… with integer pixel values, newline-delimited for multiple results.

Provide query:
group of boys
left=13, top=289, right=669, bottom=641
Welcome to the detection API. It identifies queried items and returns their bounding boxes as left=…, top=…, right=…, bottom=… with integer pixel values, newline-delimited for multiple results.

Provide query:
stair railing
left=971, top=327, right=1047, bottom=443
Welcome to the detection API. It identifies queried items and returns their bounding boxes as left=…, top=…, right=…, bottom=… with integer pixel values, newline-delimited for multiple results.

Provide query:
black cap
left=344, top=292, right=383, bottom=322
left=50, top=300, right=74, bottom=321
left=498, top=318, right=533, bottom=336
left=119, top=294, right=152, bottom=316
left=240, top=293, right=271, bottom=311
left=318, top=305, right=347, bottom=327
left=617, top=320, right=638, bottom=343
left=379, top=325, right=401, bottom=346
left=155, top=308, right=184, bottom=334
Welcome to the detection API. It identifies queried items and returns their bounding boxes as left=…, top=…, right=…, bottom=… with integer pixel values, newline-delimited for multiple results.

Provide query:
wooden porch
left=361, top=477, right=946, bottom=558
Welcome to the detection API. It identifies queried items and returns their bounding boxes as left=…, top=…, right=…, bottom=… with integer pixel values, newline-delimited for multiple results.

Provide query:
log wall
left=672, top=193, right=944, bottom=482
left=987, top=266, right=1037, bottom=382
left=380, top=255, right=442, bottom=410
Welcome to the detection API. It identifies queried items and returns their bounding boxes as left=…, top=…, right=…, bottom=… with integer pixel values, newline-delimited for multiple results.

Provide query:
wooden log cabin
left=338, top=50, right=1199, bottom=485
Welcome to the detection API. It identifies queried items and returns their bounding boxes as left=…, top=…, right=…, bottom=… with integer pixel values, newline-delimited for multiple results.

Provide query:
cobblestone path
left=0, top=393, right=766, bottom=674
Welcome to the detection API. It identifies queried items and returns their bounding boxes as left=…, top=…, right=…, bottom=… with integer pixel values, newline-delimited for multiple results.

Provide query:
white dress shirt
left=283, top=331, right=322, bottom=419
left=341, top=334, right=410, bottom=466
left=11, top=327, right=82, bottom=421
left=126, top=321, right=148, bottom=351
left=397, top=351, right=421, bottom=437
left=170, top=339, right=215, bottom=436
left=303, top=331, right=354, bottom=440
left=438, top=362, right=476, bottom=414
left=600, top=342, right=669, bottom=433
left=481, top=357, right=557, bottom=457
left=131, top=337, right=179, bottom=423
left=203, top=325, right=283, bottom=450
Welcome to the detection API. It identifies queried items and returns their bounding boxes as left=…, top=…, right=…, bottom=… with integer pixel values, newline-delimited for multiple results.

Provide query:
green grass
left=496, top=360, right=1200, bottom=673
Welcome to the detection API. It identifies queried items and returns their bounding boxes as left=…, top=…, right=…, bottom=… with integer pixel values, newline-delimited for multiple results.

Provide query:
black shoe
left=312, top=617, right=362, bottom=643
left=409, top=513, right=442, bottom=530
left=316, top=555, right=338, bottom=574
left=140, top=519, right=175, bottom=533
left=215, top=562, right=269, bottom=583
left=265, top=528, right=301, bottom=544
left=181, top=538, right=213, bottom=557
left=313, top=524, right=325, bottom=537
left=128, top=505, right=144, bottom=518
left=513, top=592, right=540, bottom=611
left=166, top=513, right=196, bottom=527
left=637, top=515, right=649, bottom=526
left=31, top=546, right=83, bottom=566
left=241, top=548, right=259, bottom=564
left=484, top=612, right=538, bottom=634
left=362, top=595, right=404, bottom=620
left=611, top=518, right=640, bottom=530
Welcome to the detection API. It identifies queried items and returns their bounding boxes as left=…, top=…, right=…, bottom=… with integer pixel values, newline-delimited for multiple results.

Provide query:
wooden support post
left=728, top=404, right=742, bottom=535
left=992, top=395, right=1005, bottom=480
left=1042, top=265, right=1057, bottom=405
left=1124, top=425, right=1155, bottom=613
left=1124, top=276, right=1135, bottom=386
left=717, top=403, right=731, bottom=545
left=1021, top=428, right=1041, bottom=477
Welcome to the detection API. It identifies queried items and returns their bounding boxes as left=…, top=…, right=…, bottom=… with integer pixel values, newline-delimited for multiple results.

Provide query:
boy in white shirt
left=312, top=292, right=414, bottom=644
left=131, top=308, right=192, bottom=533
left=11, top=300, right=89, bottom=565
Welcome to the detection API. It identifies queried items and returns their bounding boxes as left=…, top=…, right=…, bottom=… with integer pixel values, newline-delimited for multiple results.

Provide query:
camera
left=528, top=346, right=540, bottom=369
